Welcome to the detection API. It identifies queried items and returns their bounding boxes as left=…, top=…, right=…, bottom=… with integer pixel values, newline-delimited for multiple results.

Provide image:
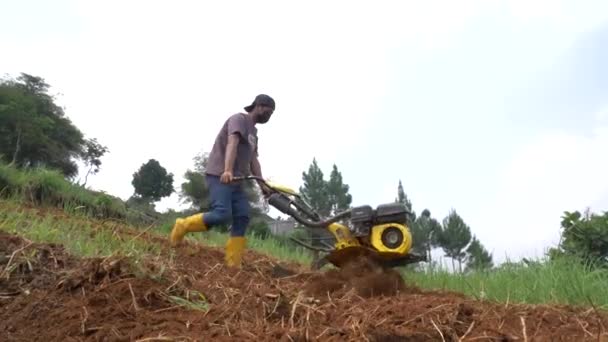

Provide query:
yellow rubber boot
left=225, top=236, right=246, bottom=268
left=169, top=213, right=207, bottom=247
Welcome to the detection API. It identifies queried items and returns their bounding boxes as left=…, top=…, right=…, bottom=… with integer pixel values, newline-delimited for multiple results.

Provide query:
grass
left=167, top=290, right=210, bottom=312
left=405, top=257, right=608, bottom=310
left=0, top=162, right=154, bottom=225
left=0, top=200, right=164, bottom=264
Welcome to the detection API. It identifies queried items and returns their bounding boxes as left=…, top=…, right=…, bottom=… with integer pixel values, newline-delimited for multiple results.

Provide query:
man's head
left=244, top=94, right=275, bottom=124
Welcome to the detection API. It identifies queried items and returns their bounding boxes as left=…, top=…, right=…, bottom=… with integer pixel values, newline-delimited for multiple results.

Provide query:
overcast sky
left=2, top=0, right=607, bottom=264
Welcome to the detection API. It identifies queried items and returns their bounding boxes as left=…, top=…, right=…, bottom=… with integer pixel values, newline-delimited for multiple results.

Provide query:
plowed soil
left=2, top=228, right=608, bottom=341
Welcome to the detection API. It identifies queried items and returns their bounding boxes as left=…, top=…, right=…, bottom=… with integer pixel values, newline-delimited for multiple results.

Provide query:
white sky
left=2, top=0, right=608, bottom=264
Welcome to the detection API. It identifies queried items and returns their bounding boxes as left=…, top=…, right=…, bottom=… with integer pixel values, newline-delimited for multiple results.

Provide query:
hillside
left=1, top=200, right=607, bottom=341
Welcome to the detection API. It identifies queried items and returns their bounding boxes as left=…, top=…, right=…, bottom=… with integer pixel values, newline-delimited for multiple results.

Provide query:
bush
left=551, top=210, right=608, bottom=269
left=247, top=219, right=271, bottom=239
left=20, top=167, right=69, bottom=204
left=0, top=163, right=25, bottom=196
left=0, top=162, right=127, bottom=221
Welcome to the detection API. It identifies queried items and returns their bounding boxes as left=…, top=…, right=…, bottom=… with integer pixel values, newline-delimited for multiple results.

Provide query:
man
left=169, top=94, right=275, bottom=268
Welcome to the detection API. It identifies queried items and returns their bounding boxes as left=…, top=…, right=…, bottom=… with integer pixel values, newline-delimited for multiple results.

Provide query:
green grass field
left=407, top=257, right=608, bottom=309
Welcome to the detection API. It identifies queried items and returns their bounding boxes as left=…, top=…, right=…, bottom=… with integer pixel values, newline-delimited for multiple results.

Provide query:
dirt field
left=2, top=228, right=608, bottom=341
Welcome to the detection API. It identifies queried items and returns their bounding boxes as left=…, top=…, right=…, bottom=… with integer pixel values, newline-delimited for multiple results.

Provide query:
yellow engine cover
left=370, top=223, right=412, bottom=255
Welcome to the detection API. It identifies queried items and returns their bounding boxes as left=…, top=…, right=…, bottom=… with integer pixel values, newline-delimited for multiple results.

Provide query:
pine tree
left=326, top=164, right=352, bottom=216
left=465, top=236, right=493, bottom=271
left=437, top=209, right=472, bottom=273
left=299, top=158, right=333, bottom=262
left=411, top=208, right=442, bottom=262
left=299, top=158, right=331, bottom=217
left=395, top=179, right=416, bottom=223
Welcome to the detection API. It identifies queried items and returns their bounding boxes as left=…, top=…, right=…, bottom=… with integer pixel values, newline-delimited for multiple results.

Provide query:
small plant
left=167, top=290, right=209, bottom=312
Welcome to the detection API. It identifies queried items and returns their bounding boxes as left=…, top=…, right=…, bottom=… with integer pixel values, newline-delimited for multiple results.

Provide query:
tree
left=299, top=158, right=351, bottom=261
left=465, top=235, right=493, bottom=271
left=79, top=138, right=109, bottom=187
left=0, top=73, right=97, bottom=178
left=179, top=152, right=211, bottom=209
left=180, top=169, right=210, bottom=209
left=395, top=180, right=416, bottom=223
left=326, top=164, right=352, bottom=215
left=437, top=209, right=472, bottom=273
left=411, top=208, right=442, bottom=262
left=131, top=159, right=174, bottom=202
left=192, top=151, right=209, bottom=174
left=299, top=158, right=331, bottom=217
left=549, top=209, right=608, bottom=268
left=396, top=180, right=411, bottom=209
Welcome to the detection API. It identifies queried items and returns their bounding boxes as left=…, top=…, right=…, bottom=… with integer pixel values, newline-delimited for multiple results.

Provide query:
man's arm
left=250, top=155, right=270, bottom=195
left=221, top=133, right=239, bottom=183
left=223, top=114, right=246, bottom=175
left=250, top=154, right=262, bottom=177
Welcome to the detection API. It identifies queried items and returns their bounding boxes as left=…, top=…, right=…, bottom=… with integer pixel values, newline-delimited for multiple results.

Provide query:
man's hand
left=220, top=170, right=234, bottom=184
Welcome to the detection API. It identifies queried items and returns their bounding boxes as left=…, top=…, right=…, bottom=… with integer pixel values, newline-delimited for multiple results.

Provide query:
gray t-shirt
left=206, top=113, right=258, bottom=177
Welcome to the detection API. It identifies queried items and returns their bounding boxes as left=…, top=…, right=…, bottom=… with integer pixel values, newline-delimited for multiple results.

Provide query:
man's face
left=255, top=104, right=274, bottom=124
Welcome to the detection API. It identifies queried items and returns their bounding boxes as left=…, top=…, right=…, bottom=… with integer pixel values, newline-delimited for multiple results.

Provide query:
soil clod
left=303, top=255, right=418, bottom=299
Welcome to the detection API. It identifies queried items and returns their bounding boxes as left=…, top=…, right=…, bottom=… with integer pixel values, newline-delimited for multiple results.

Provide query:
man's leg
left=170, top=175, right=233, bottom=246
left=201, top=175, right=234, bottom=226
left=224, top=183, right=250, bottom=267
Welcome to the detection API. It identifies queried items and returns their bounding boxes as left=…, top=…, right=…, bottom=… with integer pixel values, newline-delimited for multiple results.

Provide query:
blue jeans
left=202, top=174, right=250, bottom=237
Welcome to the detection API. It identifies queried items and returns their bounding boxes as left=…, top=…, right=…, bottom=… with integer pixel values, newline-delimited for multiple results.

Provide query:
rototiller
left=234, top=176, right=427, bottom=269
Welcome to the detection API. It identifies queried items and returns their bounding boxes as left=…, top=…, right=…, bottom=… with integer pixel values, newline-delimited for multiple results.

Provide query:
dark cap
left=244, top=94, right=275, bottom=112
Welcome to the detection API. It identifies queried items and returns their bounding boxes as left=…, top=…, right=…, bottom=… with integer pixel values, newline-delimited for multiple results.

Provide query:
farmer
left=169, top=94, right=275, bottom=268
